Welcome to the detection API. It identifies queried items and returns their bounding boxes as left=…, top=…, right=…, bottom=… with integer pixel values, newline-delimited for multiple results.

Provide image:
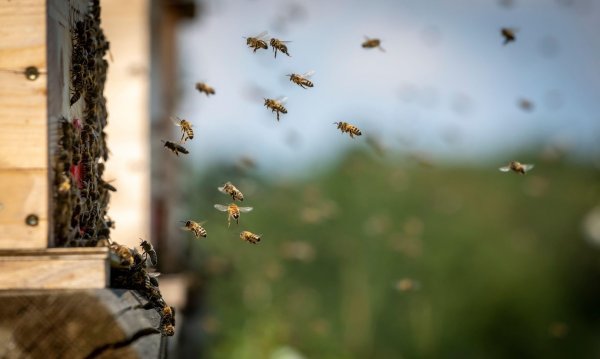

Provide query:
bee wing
left=276, top=96, right=288, bottom=103
left=148, top=272, right=161, bottom=278
left=522, top=164, right=535, bottom=172
left=255, top=30, right=268, bottom=39
left=302, top=70, right=316, bottom=78
left=217, top=185, right=227, bottom=193
left=238, top=206, right=253, bottom=213
left=214, top=204, right=229, bottom=212
left=170, top=116, right=182, bottom=127
left=498, top=166, right=511, bottom=172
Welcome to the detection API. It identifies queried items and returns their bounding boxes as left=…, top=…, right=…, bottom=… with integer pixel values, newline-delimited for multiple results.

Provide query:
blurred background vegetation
left=174, top=149, right=600, bottom=358
left=156, top=0, right=600, bottom=357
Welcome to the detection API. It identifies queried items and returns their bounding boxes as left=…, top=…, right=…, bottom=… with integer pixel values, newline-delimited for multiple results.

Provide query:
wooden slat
left=0, top=0, right=48, bottom=249
left=0, top=169, right=47, bottom=249
left=0, top=248, right=109, bottom=289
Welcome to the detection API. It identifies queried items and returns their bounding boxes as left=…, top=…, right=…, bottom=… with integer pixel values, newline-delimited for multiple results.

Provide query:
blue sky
left=174, top=0, right=600, bottom=175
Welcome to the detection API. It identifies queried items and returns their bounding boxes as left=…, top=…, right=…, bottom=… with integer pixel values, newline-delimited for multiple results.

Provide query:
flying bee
left=501, top=28, right=517, bottom=45
left=162, top=140, right=189, bottom=156
left=218, top=181, right=244, bottom=201
left=264, top=97, right=288, bottom=121
left=287, top=70, right=315, bottom=89
left=195, top=82, right=215, bottom=96
left=499, top=161, right=534, bottom=175
left=334, top=122, right=362, bottom=138
left=171, top=117, right=194, bottom=142
left=240, top=231, right=261, bottom=244
left=362, top=36, right=385, bottom=52
left=244, top=30, right=269, bottom=52
left=181, top=220, right=207, bottom=238
left=140, top=238, right=158, bottom=267
left=214, top=203, right=253, bottom=227
left=270, top=38, right=291, bottom=58
left=148, top=272, right=161, bottom=287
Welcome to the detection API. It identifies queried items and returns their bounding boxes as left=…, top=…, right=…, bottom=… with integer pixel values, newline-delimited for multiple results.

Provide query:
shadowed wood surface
left=0, top=289, right=165, bottom=358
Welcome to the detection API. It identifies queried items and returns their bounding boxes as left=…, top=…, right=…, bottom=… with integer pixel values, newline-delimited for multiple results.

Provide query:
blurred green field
left=181, top=151, right=600, bottom=359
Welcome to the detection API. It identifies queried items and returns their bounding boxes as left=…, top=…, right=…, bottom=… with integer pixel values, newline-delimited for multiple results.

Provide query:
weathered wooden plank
left=0, top=289, right=164, bottom=358
left=0, top=247, right=109, bottom=289
left=0, top=0, right=48, bottom=249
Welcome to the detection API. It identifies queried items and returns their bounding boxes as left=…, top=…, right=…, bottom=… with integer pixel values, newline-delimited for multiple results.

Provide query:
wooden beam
left=0, top=247, right=109, bottom=289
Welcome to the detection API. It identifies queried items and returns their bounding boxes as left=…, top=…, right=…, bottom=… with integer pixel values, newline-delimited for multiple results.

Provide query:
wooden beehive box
left=0, top=0, right=110, bottom=289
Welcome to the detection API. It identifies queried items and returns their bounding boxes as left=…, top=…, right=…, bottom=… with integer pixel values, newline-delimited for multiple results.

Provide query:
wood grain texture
left=0, top=0, right=48, bottom=249
left=0, top=247, right=109, bottom=289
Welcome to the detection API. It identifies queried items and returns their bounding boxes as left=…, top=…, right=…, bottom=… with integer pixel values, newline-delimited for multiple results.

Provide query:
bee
left=162, top=305, right=176, bottom=326
left=214, top=203, right=253, bottom=227
left=518, top=98, right=534, bottom=112
left=195, top=82, right=216, bottom=96
left=181, top=220, right=207, bottom=238
left=287, top=70, right=315, bottom=89
left=140, top=238, right=158, bottom=267
left=270, top=38, right=291, bottom=58
left=58, top=172, right=71, bottom=194
left=334, top=122, right=362, bottom=138
left=171, top=117, right=194, bottom=142
left=109, top=243, right=135, bottom=268
left=362, top=36, right=385, bottom=52
left=162, top=140, right=189, bottom=156
left=499, top=161, right=534, bottom=174
left=99, top=179, right=117, bottom=192
left=148, top=272, right=161, bottom=287
left=244, top=31, right=269, bottom=52
left=240, top=231, right=261, bottom=244
left=264, top=97, right=288, bottom=121
left=218, top=181, right=244, bottom=201
left=501, top=28, right=517, bottom=45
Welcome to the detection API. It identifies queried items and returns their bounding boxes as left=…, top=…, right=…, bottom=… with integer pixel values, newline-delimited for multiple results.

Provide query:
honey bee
left=140, top=238, right=158, bottom=267
left=171, top=117, right=194, bottom=142
left=195, top=82, right=216, bottom=96
left=110, top=243, right=135, bottom=268
left=270, top=38, right=291, bottom=58
left=218, top=181, right=244, bottom=201
left=214, top=203, right=253, bottom=227
left=362, top=36, right=385, bottom=52
left=287, top=70, right=315, bottom=89
left=499, top=161, right=534, bottom=174
left=244, top=31, right=269, bottom=52
left=334, top=122, right=362, bottom=138
left=162, top=140, right=189, bottom=156
left=58, top=172, right=71, bottom=194
left=181, top=220, right=207, bottom=238
left=501, top=28, right=517, bottom=45
left=264, top=97, right=288, bottom=121
left=518, top=98, right=534, bottom=112
left=162, top=305, right=176, bottom=326
left=240, top=231, right=261, bottom=244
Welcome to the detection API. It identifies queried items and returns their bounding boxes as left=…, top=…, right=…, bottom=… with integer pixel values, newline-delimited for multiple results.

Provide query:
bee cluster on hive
left=52, top=0, right=174, bottom=337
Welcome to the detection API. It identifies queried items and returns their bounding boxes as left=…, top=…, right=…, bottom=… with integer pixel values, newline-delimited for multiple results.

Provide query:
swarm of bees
left=109, top=240, right=174, bottom=336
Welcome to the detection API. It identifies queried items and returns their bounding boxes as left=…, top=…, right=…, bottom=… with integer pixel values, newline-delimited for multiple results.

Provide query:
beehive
left=0, top=0, right=110, bottom=289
